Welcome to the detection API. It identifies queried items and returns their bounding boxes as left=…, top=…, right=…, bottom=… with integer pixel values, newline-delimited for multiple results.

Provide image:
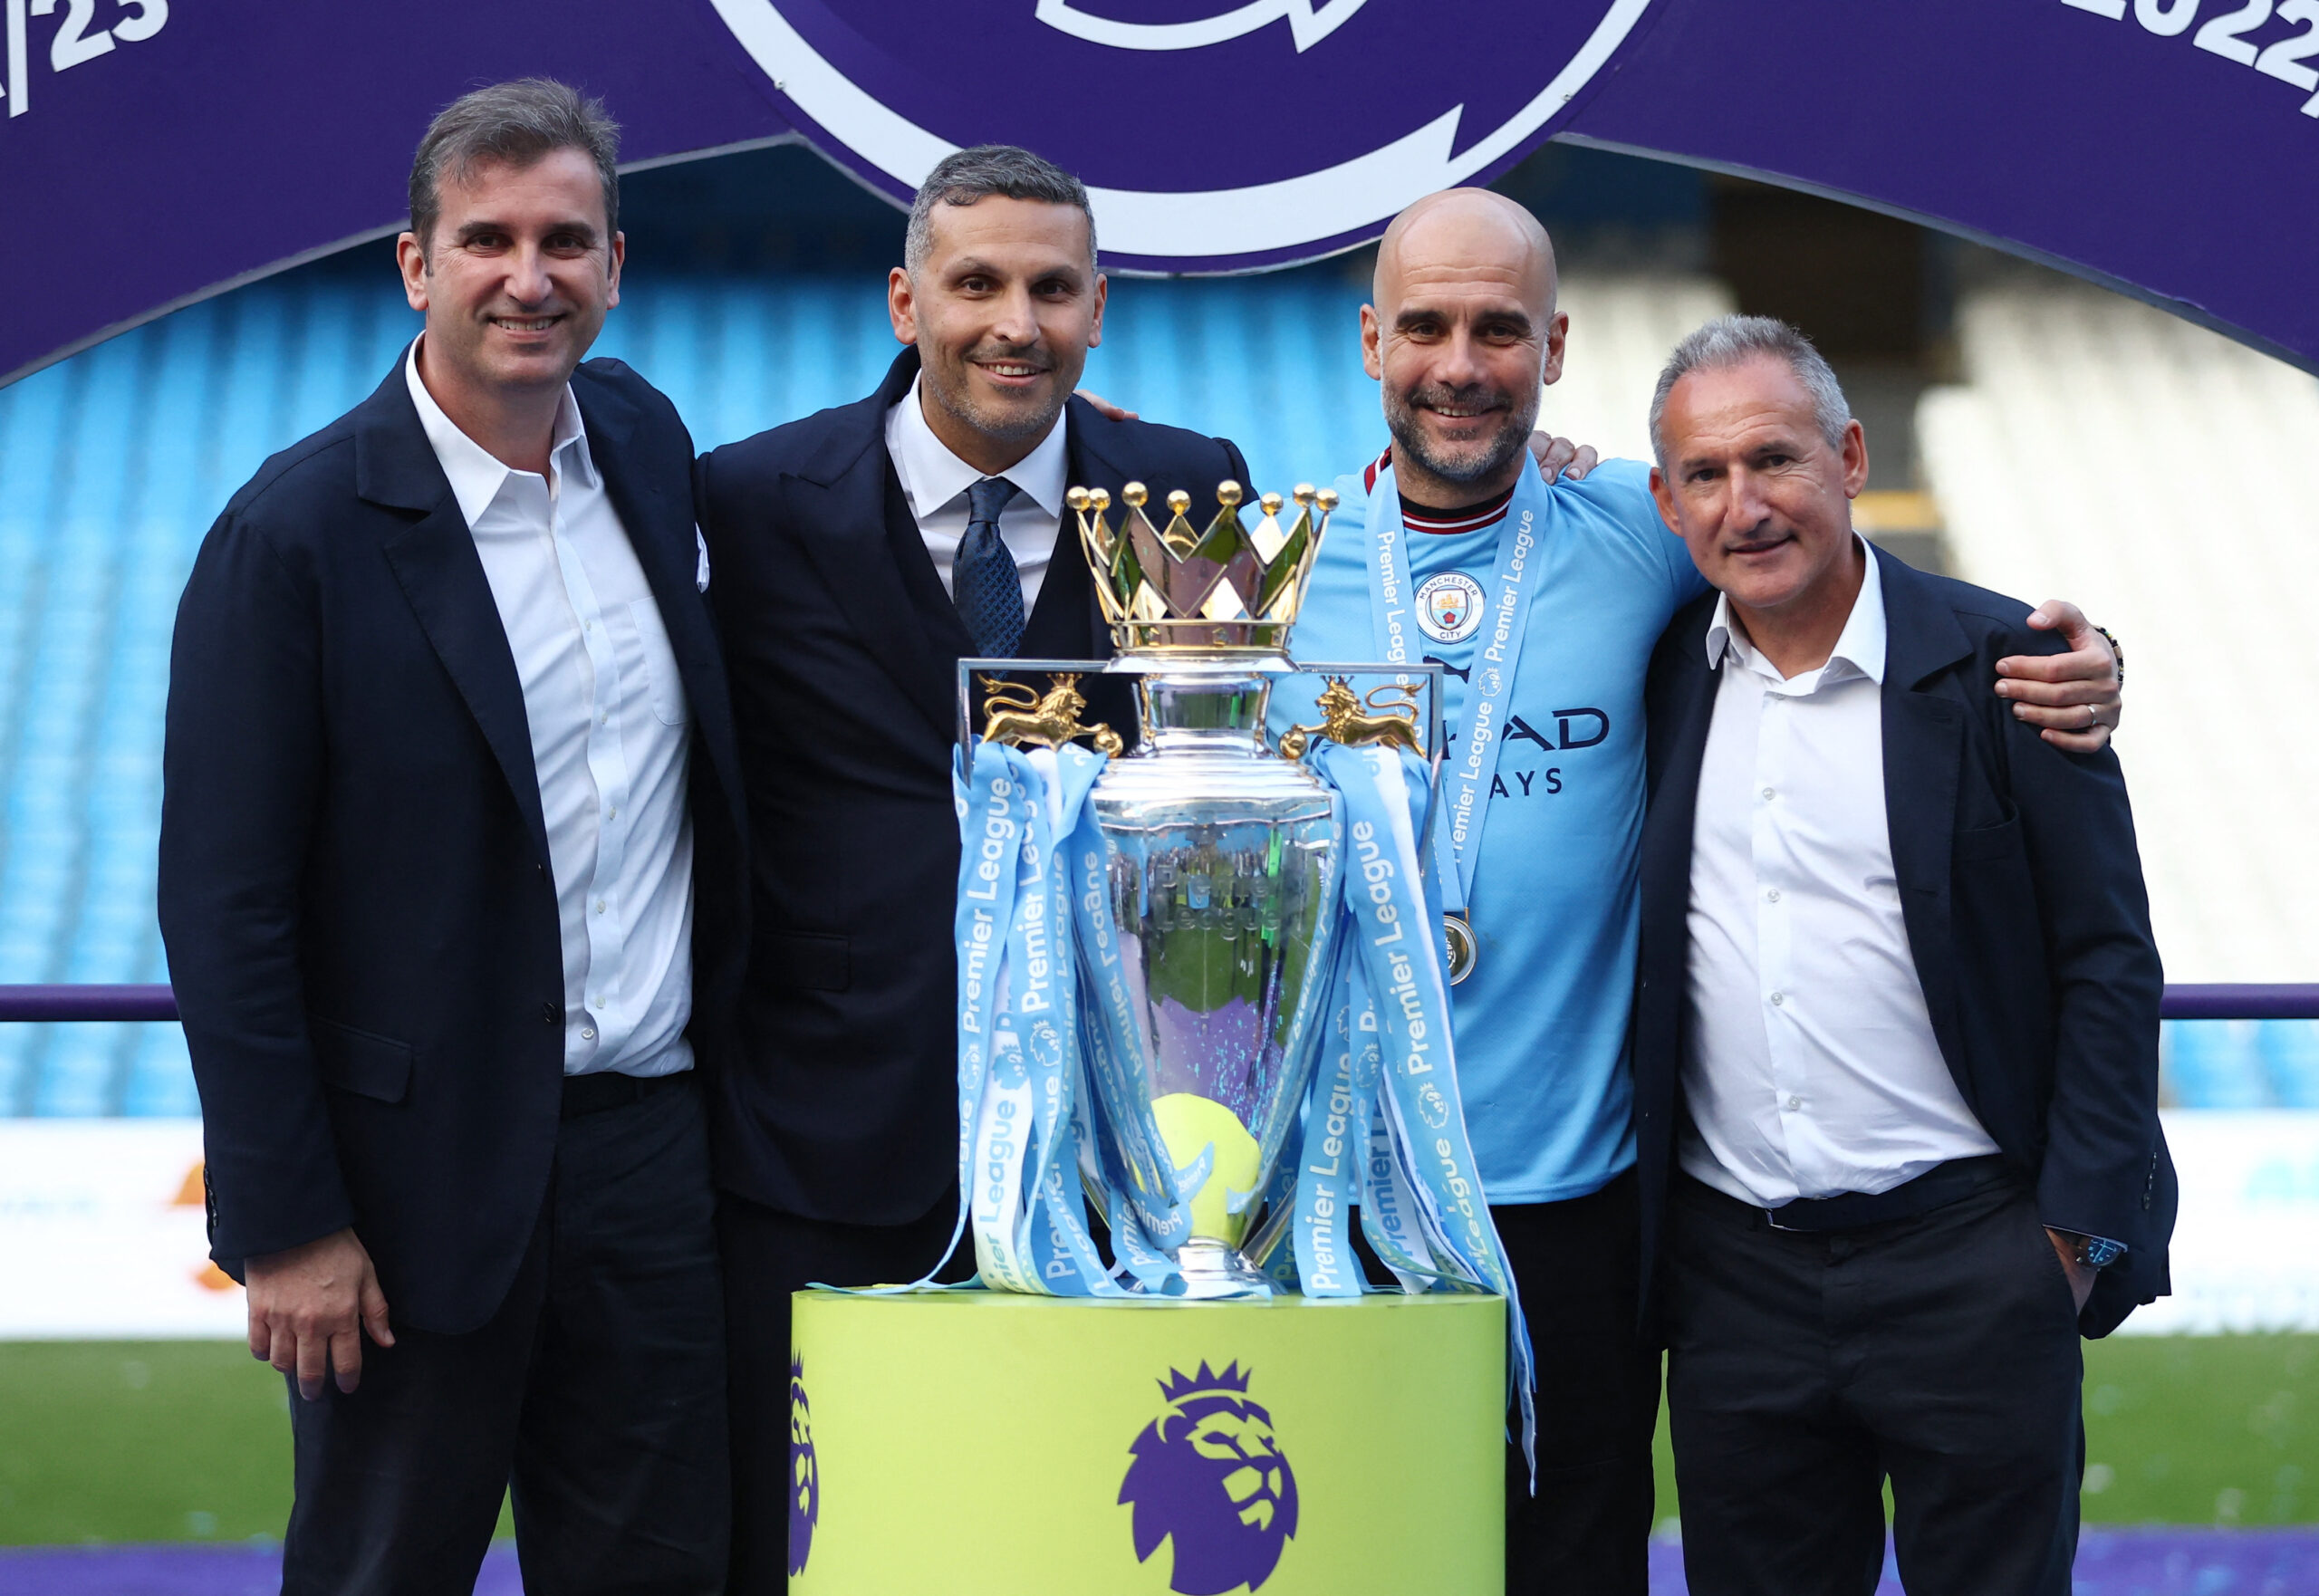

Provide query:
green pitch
left=0, top=1336, right=2311, bottom=1544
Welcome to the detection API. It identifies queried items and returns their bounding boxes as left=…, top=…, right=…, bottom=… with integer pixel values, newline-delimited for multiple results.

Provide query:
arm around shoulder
left=1991, top=630, right=2166, bottom=1264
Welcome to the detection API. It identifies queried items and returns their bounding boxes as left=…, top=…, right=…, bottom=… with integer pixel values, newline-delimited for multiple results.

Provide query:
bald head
left=1361, top=188, right=1565, bottom=505
left=1374, top=188, right=1558, bottom=322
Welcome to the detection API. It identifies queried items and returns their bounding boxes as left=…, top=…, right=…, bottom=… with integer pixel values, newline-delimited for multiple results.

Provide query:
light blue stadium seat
left=2162, top=1020, right=2274, bottom=1109
left=2257, top=1020, right=2319, bottom=1109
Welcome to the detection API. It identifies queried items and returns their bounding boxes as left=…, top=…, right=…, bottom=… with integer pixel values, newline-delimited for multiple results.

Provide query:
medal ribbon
left=1352, top=463, right=1551, bottom=920
left=1309, top=739, right=1539, bottom=1471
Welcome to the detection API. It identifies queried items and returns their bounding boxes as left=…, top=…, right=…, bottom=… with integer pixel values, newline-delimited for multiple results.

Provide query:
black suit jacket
left=1634, top=550, right=2173, bottom=1339
left=159, top=357, right=746, bottom=1334
left=696, top=347, right=1247, bottom=1224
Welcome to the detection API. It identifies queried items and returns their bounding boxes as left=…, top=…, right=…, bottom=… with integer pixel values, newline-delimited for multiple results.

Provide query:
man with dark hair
left=1635, top=316, right=2170, bottom=1596
left=160, top=79, right=743, bottom=1594
left=695, top=142, right=1248, bottom=1595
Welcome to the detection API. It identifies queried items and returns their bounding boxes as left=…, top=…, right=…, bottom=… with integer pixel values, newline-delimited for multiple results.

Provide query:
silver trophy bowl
left=1088, top=652, right=1342, bottom=1296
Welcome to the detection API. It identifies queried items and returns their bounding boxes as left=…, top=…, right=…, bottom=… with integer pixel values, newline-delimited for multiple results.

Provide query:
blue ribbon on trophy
left=926, top=479, right=1534, bottom=1461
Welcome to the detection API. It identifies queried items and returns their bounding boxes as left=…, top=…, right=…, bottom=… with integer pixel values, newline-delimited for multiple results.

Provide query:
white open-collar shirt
left=404, top=338, right=696, bottom=1079
left=884, top=372, right=1069, bottom=613
left=1680, top=539, right=1997, bottom=1207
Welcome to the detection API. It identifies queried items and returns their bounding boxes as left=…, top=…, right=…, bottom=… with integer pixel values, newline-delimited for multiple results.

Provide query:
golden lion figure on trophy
left=977, top=673, right=1125, bottom=758
left=1277, top=677, right=1425, bottom=760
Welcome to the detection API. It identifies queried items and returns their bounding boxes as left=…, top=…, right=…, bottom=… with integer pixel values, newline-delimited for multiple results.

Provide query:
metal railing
left=4, top=984, right=2317, bottom=1024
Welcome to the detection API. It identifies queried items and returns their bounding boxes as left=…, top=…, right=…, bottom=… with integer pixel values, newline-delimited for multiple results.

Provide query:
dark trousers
left=716, top=1188, right=972, bottom=1596
left=1663, top=1174, right=2083, bottom=1596
left=282, top=1076, right=729, bottom=1596
left=1496, top=1174, right=1663, bottom=1596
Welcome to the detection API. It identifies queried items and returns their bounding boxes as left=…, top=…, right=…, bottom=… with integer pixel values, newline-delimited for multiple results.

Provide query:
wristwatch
left=2062, top=1231, right=2126, bottom=1270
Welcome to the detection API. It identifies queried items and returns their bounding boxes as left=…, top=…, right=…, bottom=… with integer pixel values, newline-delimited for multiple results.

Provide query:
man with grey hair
left=161, top=79, right=743, bottom=1593
left=1274, top=197, right=2126, bottom=1594
left=693, top=142, right=1249, bottom=1595
left=1633, top=313, right=2170, bottom=1594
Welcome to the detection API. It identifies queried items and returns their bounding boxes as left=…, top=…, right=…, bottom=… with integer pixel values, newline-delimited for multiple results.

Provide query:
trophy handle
left=1277, top=674, right=1426, bottom=760
left=957, top=662, right=1125, bottom=766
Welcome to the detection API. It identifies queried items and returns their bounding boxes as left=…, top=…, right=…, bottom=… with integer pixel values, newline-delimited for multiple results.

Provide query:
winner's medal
left=1363, top=464, right=1548, bottom=996
left=1442, top=912, right=1477, bottom=985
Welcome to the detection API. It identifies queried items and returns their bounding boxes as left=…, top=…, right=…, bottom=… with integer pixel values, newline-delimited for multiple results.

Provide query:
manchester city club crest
left=1415, top=572, right=1487, bottom=645
left=706, top=0, right=1662, bottom=271
left=1120, top=1361, right=1299, bottom=1595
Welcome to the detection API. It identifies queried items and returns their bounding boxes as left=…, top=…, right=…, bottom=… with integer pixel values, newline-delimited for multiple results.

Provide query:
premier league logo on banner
left=1120, top=1361, right=1299, bottom=1595
left=705, top=0, right=1661, bottom=271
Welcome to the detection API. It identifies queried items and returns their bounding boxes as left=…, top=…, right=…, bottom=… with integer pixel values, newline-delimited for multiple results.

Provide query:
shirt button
left=1786, top=1095, right=1803, bottom=1111
left=594, top=899, right=606, bottom=915
left=580, top=1026, right=597, bottom=1041
left=1769, top=991, right=1785, bottom=1006
left=1761, top=786, right=1775, bottom=801
left=1765, top=889, right=1781, bottom=903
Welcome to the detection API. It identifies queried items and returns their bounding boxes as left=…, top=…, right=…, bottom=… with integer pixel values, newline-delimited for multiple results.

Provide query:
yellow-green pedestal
left=788, top=1290, right=1505, bottom=1595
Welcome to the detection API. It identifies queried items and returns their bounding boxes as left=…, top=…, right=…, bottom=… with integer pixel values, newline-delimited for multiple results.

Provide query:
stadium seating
left=0, top=263, right=1396, bottom=1114
left=1917, top=278, right=2319, bottom=1106
left=0, top=264, right=2307, bottom=1112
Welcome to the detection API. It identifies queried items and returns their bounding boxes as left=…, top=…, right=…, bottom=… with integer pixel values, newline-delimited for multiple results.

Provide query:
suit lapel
left=787, top=352, right=960, bottom=738
left=355, top=364, right=552, bottom=869
left=1642, top=618, right=1720, bottom=964
left=1027, top=405, right=1111, bottom=662
left=1879, top=554, right=1976, bottom=1077
left=575, top=375, right=747, bottom=844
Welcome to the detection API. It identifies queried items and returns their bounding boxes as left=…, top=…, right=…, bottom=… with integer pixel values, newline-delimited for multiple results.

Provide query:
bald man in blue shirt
left=1272, top=188, right=2123, bottom=1595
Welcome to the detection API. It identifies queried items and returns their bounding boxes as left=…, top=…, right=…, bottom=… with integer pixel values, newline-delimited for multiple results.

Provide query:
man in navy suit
left=1632, top=316, right=2171, bottom=1596
left=693, top=144, right=1253, bottom=1593
left=160, top=81, right=744, bottom=1594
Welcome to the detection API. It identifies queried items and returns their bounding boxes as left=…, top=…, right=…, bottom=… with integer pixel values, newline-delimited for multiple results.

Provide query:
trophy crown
left=1072, top=477, right=1335, bottom=652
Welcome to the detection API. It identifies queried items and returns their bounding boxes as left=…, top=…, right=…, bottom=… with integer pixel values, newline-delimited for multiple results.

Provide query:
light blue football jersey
left=1273, top=457, right=1709, bottom=1205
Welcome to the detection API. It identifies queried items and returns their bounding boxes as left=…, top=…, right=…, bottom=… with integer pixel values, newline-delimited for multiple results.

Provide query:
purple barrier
left=0, top=985, right=180, bottom=1022
left=5, top=984, right=2317, bottom=1024
left=2160, top=985, right=2319, bottom=1021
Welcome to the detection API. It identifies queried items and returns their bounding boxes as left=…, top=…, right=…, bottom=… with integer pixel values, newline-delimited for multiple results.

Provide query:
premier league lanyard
left=1362, top=463, right=1547, bottom=981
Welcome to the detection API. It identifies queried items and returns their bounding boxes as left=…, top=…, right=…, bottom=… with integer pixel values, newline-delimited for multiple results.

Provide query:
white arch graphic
left=707, top=0, right=1659, bottom=264
left=1034, top=0, right=1369, bottom=54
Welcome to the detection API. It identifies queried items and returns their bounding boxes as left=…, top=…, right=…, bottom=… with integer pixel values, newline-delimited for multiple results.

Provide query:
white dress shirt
left=1680, top=541, right=1997, bottom=1207
left=404, top=339, right=696, bottom=1079
left=883, top=373, right=1069, bottom=612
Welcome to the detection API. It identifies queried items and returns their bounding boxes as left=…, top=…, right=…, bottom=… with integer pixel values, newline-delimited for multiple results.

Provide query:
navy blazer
left=159, top=357, right=746, bottom=1334
left=696, top=347, right=1247, bottom=1225
left=1634, top=550, right=2173, bottom=1339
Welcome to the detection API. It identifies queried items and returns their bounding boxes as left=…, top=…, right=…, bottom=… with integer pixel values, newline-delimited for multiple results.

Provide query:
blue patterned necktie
left=953, top=476, right=1025, bottom=658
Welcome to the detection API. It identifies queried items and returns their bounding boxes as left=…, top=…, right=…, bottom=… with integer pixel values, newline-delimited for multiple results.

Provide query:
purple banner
left=1, top=0, right=2314, bottom=387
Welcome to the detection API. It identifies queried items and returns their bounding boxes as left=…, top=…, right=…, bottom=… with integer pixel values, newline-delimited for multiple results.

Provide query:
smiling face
left=1650, top=353, right=1870, bottom=660
left=397, top=147, right=621, bottom=409
left=1363, top=189, right=1565, bottom=506
left=889, top=196, right=1106, bottom=476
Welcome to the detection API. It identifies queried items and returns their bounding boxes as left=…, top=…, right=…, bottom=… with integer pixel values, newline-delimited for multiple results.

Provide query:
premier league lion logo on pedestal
left=789, top=1358, right=818, bottom=1577
left=1120, top=1361, right=1300, bottom=1595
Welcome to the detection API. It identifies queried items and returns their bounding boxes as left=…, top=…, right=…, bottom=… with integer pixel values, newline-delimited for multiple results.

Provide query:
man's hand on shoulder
left=245, top=1226, right=394, bottom=1399
left=1528, top=431, right=1598, bottom=484
left=1073, top=389, right=1140, bottom=422
left=1997, top=600, right=2122, bottom=753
